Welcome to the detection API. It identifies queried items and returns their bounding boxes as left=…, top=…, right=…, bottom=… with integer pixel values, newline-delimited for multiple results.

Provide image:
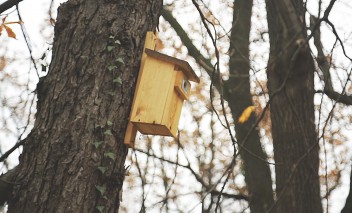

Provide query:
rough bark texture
left=224, top=0, right=275, bottom=212
left=341, top=166, right=352, bottom=213
left=8, top=0, right=162, bottom=212
left=266, top=0, right=322, bottom=212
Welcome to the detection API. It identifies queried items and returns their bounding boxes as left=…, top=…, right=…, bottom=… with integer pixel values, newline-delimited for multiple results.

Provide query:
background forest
left=0, top=0, right=352, bottom=212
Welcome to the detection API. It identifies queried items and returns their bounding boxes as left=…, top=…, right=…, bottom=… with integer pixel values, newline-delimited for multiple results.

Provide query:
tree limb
left=0, top=0, right=23, bottom=14
left=310, top=15, right=352, bottom=105
left=161, top=8, right=222, bottom=92
left=134, top=148, right=249, bottom=201
left=0, top=166, right=18, bottom=206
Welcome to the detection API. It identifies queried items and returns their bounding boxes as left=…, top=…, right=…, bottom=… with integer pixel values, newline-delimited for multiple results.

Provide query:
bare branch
left=310, top=15, right=352, bottom=105
left=0, top=166, right=18, bottom=206
left=134, top=148, right=249, bottom=201
left=0, top=0, right=22, bottom=14
left=161, top=8, right=219, bottom=90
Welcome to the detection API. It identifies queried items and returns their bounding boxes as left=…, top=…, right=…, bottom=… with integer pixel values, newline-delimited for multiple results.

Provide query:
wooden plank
left=124, top=32, right=156, bottom=147
left=160, top=67, right=177, bottom=132
left=169, top=93, right=184, bottom=137
left=131, top=58, right=175, bottom=129
left=132, top=122, right=171, bottom=136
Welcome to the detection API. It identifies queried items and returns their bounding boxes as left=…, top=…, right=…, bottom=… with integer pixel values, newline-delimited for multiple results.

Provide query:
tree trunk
left=266, top=0, right=322, bottom=212
left=8, top=0, right=162, bottom=212
left=341, top=165, right=352, bottom=213
left=225, top=0, right=275, bottom=212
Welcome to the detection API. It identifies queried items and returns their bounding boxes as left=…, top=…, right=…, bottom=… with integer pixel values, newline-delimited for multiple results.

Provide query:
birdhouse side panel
left=168, top=92, right=184, bottom=137
left=161, top=71, right=187, bottom=137
left=130, top=57, right=175, bottom=129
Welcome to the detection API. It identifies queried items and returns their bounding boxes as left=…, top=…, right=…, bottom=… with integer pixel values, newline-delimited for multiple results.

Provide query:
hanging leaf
left=3, top=25, right=15, bottom=38
left=0, top=16, right=23, bottom=39
left=238, top=106, right=255, bottom=124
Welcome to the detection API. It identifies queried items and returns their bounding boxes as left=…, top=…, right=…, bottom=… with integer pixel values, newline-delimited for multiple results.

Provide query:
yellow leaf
left=4, top=25, right=16, bottom=39
left=238, top=106, right=255, bottom=124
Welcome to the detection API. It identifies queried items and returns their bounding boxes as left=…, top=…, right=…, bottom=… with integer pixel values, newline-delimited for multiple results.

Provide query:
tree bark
left=225, top=0, right=275, bottom=212
left=8, top=0, right=162, bottom=212
left=266, top=0, right=322, bottom=212
left=341, top=165, right=352, bottom=213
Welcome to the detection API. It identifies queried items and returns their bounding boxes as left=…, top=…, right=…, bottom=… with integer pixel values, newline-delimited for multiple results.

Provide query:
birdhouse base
left=131, top=121, right=176, bottom=137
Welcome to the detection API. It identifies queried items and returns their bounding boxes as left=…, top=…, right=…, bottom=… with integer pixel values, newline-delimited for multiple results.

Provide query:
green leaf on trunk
left=104, top=129, right=113, bottom=136
left=116, top=57, right=124, bottom=64
left=97, top=166, right=107, bottom=174
left=107, top=46, right=114, bottom=52
left=93, top=141, right=104, bottom=149
left=114, top=40, right=121, bottom=45
left=96, top=206, right=104, bottom=212
left=107, top=120, right=113, bottom=126
left=95, top=185, right=106, bottom=195
left=113, top=77, right=122, bottom=84
left=104, top=152, right=116, bottom=160
left=107, top=65, right=117, bottom=71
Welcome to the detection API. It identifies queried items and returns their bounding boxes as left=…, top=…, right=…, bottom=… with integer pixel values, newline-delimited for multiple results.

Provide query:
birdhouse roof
left=145, top=48, right=200, bottom=83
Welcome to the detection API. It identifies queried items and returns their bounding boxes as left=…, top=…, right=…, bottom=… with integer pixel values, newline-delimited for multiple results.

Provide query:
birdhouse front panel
left=130, top=56, right=182, bottom=137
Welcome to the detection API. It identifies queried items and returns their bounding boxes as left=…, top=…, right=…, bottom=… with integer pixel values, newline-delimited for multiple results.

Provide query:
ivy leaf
left=107, top=120, right=113, bottom=126
left=97, top=166, right=107, bottom=174
left=107, top=65, right=116, bottom=71
left=107, top=45, right=114, bottom=52
left=96, top=206, right=104, bottom=213
left=115, top=57, right=124, bottom=64
left=93, top=141, right=104, bottom=149
left=104, top=152, right=116, bottom=160
left=107, top=91, right=115, bottom=96
left=114, top=40, right=121, bottom=45
left=95, top=185, right=106, bottom=195
left=109, top=35, right=115, bottom=39
left=113, top=77, right=122, bottom=84
left=94, top=124, right=101, bottom=129
left=104, top=129, right=113, bottom=136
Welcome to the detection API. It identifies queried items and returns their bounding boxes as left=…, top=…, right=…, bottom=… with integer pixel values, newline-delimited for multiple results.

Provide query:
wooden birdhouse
left=124, top=32, right=200, bottom=147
